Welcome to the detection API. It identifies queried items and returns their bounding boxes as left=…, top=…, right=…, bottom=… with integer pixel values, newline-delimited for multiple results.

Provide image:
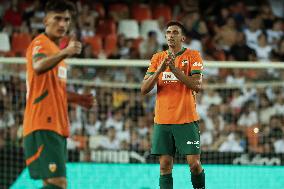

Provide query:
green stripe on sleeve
left=32, top=53, right=47, bottom=61
left=33, top=90, right=48, bottom=104
left=146, top=72, right=155, bottom=75
left=190, top=70, right=202, bottom=75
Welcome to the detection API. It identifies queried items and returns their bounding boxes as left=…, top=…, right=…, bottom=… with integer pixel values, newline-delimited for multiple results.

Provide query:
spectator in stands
left=243, top=17, right=262, bottom=48
left=99, top=127, right=120, bottom=150
left=199, top=119, right=213, bottom=151
left=182, top=12, right=208, bottom=39
left=78, top=4, right=97, bottom=38
left=85, top=111, right=101, bottom=136
left=69, top=107, right=82, bottom=135
left=28, top=0, right=45, bottom=30
left=213, top=17, right=238, bottom=51
left=271, top=38, right=284, bottom=61
left=272, top=128, right=284, bottom=153
left=251, top=33, right=272, bottom=62
left=266, top=19, right=283, bottom=46
left=204, top=104, right=225, bottom=132
left=139, top=31, right=161, bottom=59
left=106, top=108, right=124, bottom=131
left=3, top=2, right=22, bottom=27
left=137, top=116, right=149, bottom=137
left=130, top=130, right=140, bottom=151
left=237, top=101, right=258, bottom=128
left=201, top=89, right=222, bottom=107
left=259, top=93, right=276, bottom=125
left=229, top=32, right=256, bottom=61
left=226, top=69, right=246, bottom=86
left=80, top=44, right=95, bottom=58
left=117, top=118, right=132, bottom=144
left=183, top=32, right=203, bottom=54
left=219, top=131, right=245, bottom=152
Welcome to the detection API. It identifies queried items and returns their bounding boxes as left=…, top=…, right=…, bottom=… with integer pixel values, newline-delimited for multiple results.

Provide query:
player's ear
left=181, top=35, right=185, bottom=42
left=43, top=16, right=48, bottom=26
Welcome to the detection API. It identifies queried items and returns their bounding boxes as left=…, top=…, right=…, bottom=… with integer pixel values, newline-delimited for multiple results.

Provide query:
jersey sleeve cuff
left=32, top=53, right=47, bottom=62
left=190, top=70, right=202, bottom=75
left=146, top=72, right=155, bottom=75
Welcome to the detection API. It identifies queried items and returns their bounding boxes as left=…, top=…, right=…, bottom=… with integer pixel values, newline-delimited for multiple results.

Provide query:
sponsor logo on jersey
left=162, top=72, right=178, bottom=81
left=186, top=140, right=200, bottom=145
left=192, top=62, right=203, bottom=69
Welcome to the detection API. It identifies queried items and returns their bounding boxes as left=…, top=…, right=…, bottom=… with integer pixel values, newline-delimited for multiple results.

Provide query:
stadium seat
left=131, top=4, right=152, bottom=22
left=152, top=4, right=172, bottom=22
left=93, top=2, right=105, bottom=18
left=82, top=36, right=103, bottom=56
left=96, top=19, right=116, bottom=38
left=118, top=19, right=139, bottom=39
left=11, top=33, right=32, bottom=56
left=104, top=34, right=117, bottom=57
left=0, top=32, right=10, bottom=52
left=140, top=20, right=160, bottom=39
left=109, top=3, right=129, bottom=20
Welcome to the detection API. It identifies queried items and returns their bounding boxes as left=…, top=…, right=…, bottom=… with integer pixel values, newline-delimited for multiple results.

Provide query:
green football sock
left=159, top=173, right=173, bottom=189
left=40, top=184, right=63, bottom=189
left=191, top=169, right=205, bottom=189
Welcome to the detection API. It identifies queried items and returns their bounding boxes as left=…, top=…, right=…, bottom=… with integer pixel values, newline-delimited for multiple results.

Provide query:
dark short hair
left=166, top=21, right=186, bottom=35
left=45, top=0, right=76, bottom=15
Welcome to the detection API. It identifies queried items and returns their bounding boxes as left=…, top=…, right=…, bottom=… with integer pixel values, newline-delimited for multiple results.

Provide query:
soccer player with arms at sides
left=141, top=21, right=205, bottom=189
left=23, top=1, right=95, bottom=189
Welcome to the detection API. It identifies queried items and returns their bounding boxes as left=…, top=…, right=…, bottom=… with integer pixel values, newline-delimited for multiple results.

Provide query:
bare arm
left=141, top=72, right=160, bottom=95
left=168, top=63, right=203, bottom=92
left=67, top=91, right=95, bottom=109
left=33, top=37, right=82, bottom=74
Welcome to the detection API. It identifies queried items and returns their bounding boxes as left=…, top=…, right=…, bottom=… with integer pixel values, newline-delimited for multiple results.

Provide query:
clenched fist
left=63, top=36, right=82, bottom=57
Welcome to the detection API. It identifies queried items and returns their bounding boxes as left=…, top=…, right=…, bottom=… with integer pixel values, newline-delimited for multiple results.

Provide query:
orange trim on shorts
left=26, top=145, right=44, bottom=166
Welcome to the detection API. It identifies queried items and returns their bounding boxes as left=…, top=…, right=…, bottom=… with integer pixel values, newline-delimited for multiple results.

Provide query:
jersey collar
left=167, top=47, right=187, bottom=57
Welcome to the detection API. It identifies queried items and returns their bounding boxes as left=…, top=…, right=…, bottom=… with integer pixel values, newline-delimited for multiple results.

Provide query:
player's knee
left=160, top=159, right=173, bottom=174
left=190, top=160, right=201, bottom=174
left=45, top=177, right=67, bottom=189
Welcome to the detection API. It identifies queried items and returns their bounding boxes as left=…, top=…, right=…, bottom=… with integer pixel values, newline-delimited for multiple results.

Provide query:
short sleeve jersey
left=145, top=47, right=203, bottom=124
left=23, top=34, right=69, bottom=137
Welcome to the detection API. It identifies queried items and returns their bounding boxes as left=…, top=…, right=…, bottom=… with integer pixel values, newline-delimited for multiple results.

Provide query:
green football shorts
left=151, top=122, right=201, bottom=156
left=23, top=130, right=67, bottom=180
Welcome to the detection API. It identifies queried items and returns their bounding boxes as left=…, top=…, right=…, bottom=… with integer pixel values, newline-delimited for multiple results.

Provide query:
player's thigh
left=151, top=124, right=175, bottom=156
left=172, top=122, right=201, bottom=155
left=23, top=130, right=67, bottom=180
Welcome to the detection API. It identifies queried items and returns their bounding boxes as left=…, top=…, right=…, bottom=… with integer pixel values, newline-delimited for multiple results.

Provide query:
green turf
left=11, top=163, right=283, bottom=189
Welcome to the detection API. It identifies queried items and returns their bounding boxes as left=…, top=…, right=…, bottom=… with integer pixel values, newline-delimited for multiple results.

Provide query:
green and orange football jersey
left=145, top=47, right=203, bottom=124
left=23, top=33, right=69, bottom=137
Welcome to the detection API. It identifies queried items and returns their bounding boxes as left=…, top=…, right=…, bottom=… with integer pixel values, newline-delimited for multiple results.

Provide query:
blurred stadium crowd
left=0, top=0, right=284, bottom=158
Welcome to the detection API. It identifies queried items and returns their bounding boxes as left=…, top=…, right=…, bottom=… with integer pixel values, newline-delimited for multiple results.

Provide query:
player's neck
left=44, top=32, right=60, bottom=45
left=168, top=45, right=183, bottom=55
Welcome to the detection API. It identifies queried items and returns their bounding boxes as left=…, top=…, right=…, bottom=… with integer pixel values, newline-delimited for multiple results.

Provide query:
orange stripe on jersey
left=145, top=48, right=203, bottom=124
left=26, top=145, right=44, bottom=166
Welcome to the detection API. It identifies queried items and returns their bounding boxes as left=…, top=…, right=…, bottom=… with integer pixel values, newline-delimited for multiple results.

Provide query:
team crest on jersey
left=181, top=60, right=189, bottom=66
left=49, top=163, right=57, bottom=173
